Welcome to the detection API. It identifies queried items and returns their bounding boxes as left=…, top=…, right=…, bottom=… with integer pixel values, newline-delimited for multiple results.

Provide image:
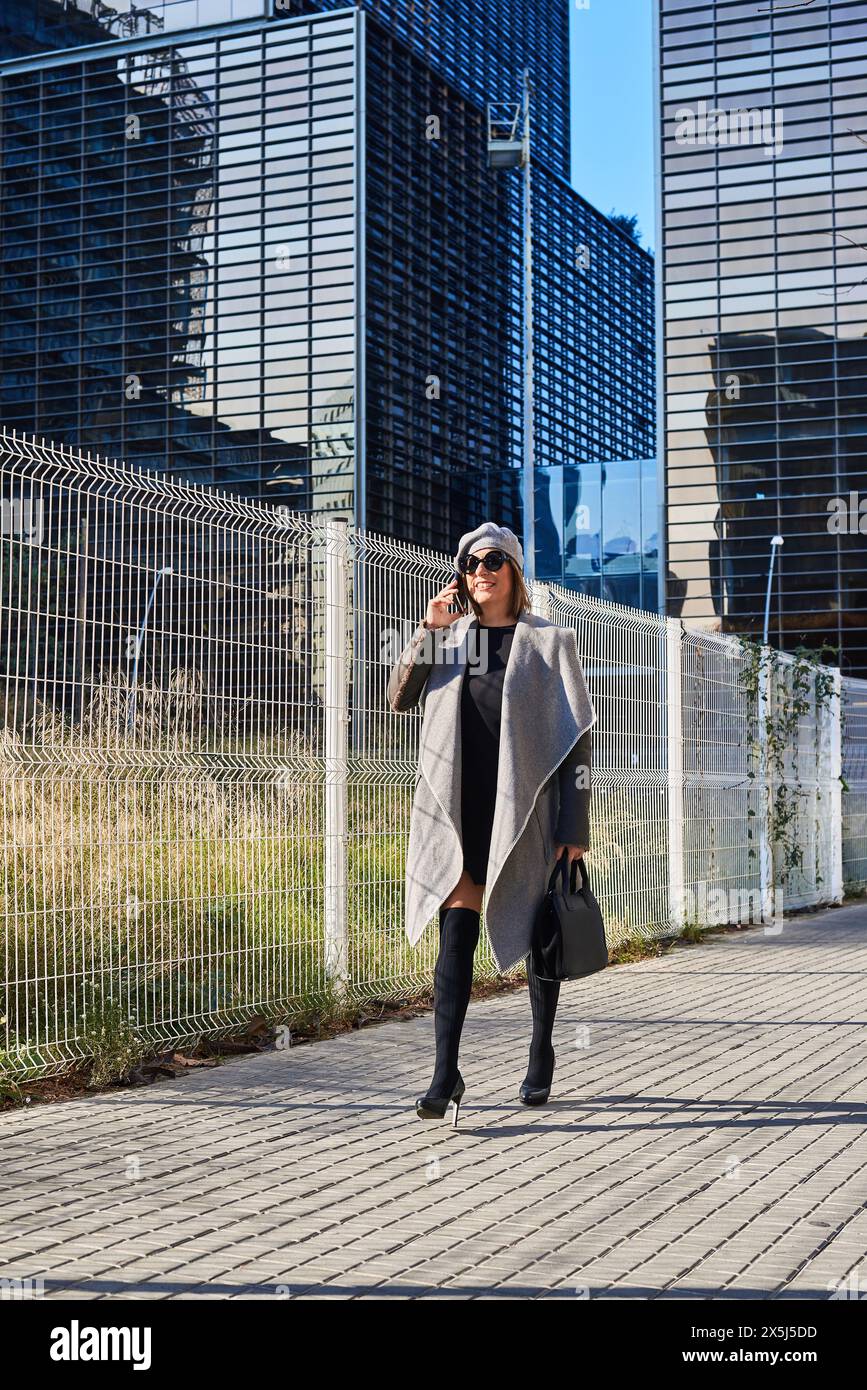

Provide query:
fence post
left=665, top=617, right=685, bottom=934
left=828, top=667, right=844, bottom=905
left=531, top=579, right=550, bottom=619
left=324, top=517, right=349, bottom=990
left=757, top=652, right=776, bottom=924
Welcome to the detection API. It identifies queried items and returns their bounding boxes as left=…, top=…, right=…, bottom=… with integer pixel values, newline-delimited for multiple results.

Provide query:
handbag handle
left=548, top=853, right=589, bottom=897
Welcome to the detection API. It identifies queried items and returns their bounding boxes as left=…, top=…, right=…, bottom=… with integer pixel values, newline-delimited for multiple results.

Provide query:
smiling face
left=465, top=547, right=515, bottom=618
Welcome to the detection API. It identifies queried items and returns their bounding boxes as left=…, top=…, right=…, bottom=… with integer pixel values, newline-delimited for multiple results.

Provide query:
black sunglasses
left=459, top=548, right=508, bottom=575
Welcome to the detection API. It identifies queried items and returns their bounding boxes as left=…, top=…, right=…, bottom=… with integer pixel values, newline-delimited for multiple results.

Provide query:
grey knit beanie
left=454, top=522, right=524, bottom=573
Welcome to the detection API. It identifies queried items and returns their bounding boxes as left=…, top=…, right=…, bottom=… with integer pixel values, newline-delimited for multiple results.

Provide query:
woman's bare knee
left=442, top=869, right=484, bottom=913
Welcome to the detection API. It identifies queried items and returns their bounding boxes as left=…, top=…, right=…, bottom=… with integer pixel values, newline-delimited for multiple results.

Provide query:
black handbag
left=531, top=854, right=608, bottom=982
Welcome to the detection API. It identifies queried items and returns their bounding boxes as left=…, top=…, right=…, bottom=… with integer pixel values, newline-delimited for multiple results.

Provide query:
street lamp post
left=487, top=70, right=535, bottom=582
left=763, top=534, right=784, bottom=647
left=520, top=70, right=534, bottom=585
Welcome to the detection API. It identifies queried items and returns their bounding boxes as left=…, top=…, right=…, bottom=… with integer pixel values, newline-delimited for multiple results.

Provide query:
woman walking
left=387, top=523, right=595, bottom=1127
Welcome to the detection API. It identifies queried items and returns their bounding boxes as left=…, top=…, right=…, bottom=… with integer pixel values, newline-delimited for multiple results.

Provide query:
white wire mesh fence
left=842, top=677, right=867, bottom=893
left=0, top=431, right=859, bottom=1081
left=1, top=431, right=338, bottom=1079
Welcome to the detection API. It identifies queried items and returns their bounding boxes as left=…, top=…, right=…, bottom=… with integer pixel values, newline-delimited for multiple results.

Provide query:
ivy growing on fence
left=738, top=636, right=839, bottom=896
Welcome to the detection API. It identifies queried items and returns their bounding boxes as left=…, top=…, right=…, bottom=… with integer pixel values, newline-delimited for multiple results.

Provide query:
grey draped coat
left=387, top=608, right=595, bottom=972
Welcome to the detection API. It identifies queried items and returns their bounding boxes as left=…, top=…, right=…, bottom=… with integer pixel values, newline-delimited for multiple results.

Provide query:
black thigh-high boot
left=523, top=947, right=560, bottom=1091
left=424, top=904, right=481, bottom=1099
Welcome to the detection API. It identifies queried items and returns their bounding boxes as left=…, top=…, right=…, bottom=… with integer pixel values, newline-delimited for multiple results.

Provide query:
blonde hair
left=466, top=556, right=531, bottom=621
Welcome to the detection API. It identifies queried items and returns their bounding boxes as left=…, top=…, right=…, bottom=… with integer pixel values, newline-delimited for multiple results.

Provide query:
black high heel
left=416, top=1071, right=466, bottom=1129
left=519, top=1048, right=555, bottom=1106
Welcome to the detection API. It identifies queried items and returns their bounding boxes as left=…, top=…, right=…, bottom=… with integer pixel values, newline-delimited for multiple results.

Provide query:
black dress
left=460, top=619, right=518, bottom=887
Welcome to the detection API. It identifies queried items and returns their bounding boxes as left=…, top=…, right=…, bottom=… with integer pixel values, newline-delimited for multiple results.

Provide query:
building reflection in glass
left=0, top=7, right=359, bottom=518
left=658, top=0, right=867, bottom=673
left=703, top=329, right=867, bottom=645
left=534, top=456, right=658, bottom=612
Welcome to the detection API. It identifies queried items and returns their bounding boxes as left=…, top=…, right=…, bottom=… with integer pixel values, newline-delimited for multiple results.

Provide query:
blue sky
left=570, top=0, right=655, bottom=253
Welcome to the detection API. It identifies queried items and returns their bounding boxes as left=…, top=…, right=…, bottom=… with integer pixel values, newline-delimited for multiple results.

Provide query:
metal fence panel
left=842, top=676, right=867, bottom=893
left=1, top=432, right=331, bottom=1077
left=680, top=627, right=764, bottom=929
left=770, top=652, right=842, bottom=913
left=0, top=430, right=859, bottom=1081
left=547, top=583, right=672, bottom=941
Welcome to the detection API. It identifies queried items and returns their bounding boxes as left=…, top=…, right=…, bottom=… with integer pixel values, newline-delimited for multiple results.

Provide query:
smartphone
left=452, top=569, right=468, bottom=615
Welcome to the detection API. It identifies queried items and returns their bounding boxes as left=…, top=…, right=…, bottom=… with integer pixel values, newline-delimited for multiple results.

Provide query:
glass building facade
left=3, top=0, right=572, bottom=183
left=0, top=0, right=656, bottom=603
left=353, top=12, right=519, bottom=552
left=531, top=165, right=656, bottom=608
left=656, top=0, right=867, bottom=673
left=279, top=0, right=572, bottom=178
left=0, top=3, right=360, bottom=512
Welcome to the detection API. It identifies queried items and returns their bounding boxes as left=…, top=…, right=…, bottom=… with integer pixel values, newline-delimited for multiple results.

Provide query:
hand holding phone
left=424, top=574, right=467, bottom=629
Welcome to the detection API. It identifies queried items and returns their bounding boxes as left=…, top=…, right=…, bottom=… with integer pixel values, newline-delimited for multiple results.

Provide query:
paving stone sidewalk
left=2, top=903, right=866, bottom=1300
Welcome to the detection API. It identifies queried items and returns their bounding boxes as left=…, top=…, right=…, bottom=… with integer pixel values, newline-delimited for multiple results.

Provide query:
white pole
left=666, top=615, right=685, bottom=933
left=530, top=578, right=550, bottom=620
left=763, top=535, right=784, bottom=646
left=757, top=652, right=775, bottom=926
left=827, top=667, right=844, bottom=906
left=522, top=68, right=535, bottom=585
left=324, top=517, right=349, bottom=989
left=760, top=536, right=783, bottom=924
